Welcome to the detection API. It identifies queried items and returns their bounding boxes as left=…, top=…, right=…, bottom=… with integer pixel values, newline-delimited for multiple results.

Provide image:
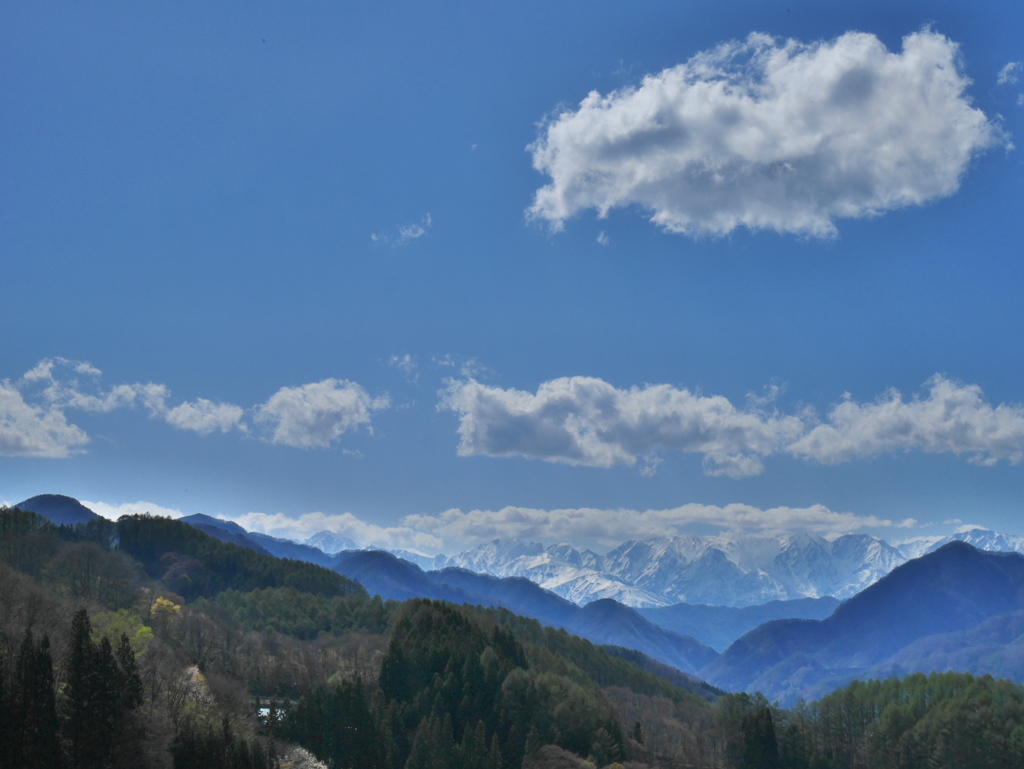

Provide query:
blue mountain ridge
left=639, top=596, right=841, bottom=653
left=330, top=549, right=719, bottom=678
left=20, top=494, right=1024, bottom=705
left=700, top=541, right=1024, bottom=704
left=14, top=494, right=100, bottom=526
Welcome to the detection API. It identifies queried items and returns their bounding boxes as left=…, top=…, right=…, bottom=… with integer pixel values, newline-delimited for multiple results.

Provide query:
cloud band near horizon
left=77, top=498, right=909, bottom=555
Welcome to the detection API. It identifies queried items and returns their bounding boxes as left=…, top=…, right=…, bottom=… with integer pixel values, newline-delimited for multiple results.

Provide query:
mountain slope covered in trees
left=6, top=500, right=1024, bottom=768
left=702, top=542, right=1024, bottom=704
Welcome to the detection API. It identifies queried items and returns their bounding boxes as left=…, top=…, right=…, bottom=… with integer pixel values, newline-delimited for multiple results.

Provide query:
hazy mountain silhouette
left=701, top=541, right=1024, bottom=703
left=14, top=494, right=100, bottom=526
left=640, top=596, right=841, bottom=652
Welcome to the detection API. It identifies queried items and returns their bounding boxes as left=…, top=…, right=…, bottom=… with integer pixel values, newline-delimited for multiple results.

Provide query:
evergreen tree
left=486, top=734, right=503, bottom=769
left=284, top=678, right=386, bottom=769
left=461, top=719, right=489, bottom=769
left=404, top=716, right=441, bottom=769
left=27, top=634, right=61, bottom=769
left=0, top=645, right=8, bottom=769
left=740, top=706, right=779, bottom=769
left=64, top=609, right=144, bottom=769
left=66, top=609, right=99, bottom=769
left=115, top=632, right=144, bottom=712
left=10, top=630, right=61, bottom=769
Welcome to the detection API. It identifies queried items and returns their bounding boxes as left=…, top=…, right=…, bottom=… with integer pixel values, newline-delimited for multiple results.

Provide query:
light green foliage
left=91, top=608, right=155, bottom=656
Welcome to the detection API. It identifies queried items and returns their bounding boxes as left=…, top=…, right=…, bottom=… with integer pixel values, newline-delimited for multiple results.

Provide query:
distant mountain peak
left=304, top=530, right=357, bottom=554
left=433, top=527, right=1024, bottom=610
left=14, top=494, right=100, bottom=526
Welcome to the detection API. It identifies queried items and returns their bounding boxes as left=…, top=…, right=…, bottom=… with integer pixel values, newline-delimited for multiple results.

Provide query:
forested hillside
left=2, top=504, right=1023, bottom=769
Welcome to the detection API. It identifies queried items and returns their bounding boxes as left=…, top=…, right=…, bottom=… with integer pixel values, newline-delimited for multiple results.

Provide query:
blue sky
left=3, top=0, right=1023, bottom=553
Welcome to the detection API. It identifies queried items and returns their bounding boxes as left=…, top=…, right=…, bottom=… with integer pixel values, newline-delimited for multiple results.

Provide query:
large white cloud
left=441, top=375, right=1024, bottom=475
left=254, top=379, right=390, bottom=449
left=0, top=381, right=89, bottom=458
left=789, top=375, right=1024, bottom=466
left=529, top=29, right=1002, bottom=237
left=440, top=376, right=805, bottom=478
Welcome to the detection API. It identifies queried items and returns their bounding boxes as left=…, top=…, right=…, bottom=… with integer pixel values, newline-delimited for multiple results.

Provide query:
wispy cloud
left=388, top=354, right=419, bottom=383
left=529, top=29, right=1002, bottom=238
left=441, top=375, right=1024, bottom=475
left=371, top=213, right=433, bottom=246
left=432, top=354, right=489, bottom=379
left=997, top=61, right=1020, bottom=85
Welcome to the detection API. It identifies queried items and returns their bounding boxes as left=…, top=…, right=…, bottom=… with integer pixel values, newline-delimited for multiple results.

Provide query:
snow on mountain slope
left=304, top=530, right=358, bottom=554
left=898, top=528, right=1024, bottom=560
left=431, top=532, right=917, bottom=608
left=434, top=538, right=663, bottom=606
left=334, top=527, right=1024, bottom=609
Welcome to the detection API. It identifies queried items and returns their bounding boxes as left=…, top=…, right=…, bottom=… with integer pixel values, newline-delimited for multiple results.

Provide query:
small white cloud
left=372, top=213, right=433, bottom=246
left=74, top=361, right=103, bottom=377
left=597, top=231, right=610, bottom=246
left=431, top=354, right=488, bottom=379
left=529, top=29, right=1002, bottom=238
left=439, top=376, right=805, bottom=478
left=747, top=383, right=784, bottom=409
left=0, top=381, right=89, bottom=458
left=254, top=379, right=390, bottom=449
left=639, top=453, right=663, bottom=477
left=954, top=523, right=990, bottom=533
left=998, top=61, right=1020, bottom=85
left=388, top=354, right=418, bottom=382
left=165, top=399, right=246, bottom=435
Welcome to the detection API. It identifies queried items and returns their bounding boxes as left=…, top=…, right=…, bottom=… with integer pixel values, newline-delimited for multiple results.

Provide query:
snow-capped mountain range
left=378, top=528, right=1024, bottom=609
left=304, top=530, right=358, bottom=554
